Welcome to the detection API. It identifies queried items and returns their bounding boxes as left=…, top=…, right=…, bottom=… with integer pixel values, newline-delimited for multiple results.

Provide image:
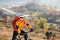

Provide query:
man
left=45, top=28, right=52, bottom=40
left=12, top=16, right=33, bottom=40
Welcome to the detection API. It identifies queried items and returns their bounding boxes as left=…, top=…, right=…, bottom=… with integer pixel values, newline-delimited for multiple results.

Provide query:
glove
left=30, top=29, right=33, bottom=32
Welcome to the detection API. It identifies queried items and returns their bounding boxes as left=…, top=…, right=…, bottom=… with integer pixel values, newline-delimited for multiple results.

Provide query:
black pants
left=12, top=30, right=28, bottom=40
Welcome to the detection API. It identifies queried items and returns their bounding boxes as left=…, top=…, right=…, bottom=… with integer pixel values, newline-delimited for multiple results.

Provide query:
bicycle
left=15, top=31, right=32, bottom=40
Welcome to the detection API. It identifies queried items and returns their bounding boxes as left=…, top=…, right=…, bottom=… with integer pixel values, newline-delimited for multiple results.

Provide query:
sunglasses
left=20, top=17, right=24, bottom=18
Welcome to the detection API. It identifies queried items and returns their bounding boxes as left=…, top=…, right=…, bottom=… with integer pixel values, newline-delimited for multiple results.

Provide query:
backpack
left=12, top=16, right=20, bottom=29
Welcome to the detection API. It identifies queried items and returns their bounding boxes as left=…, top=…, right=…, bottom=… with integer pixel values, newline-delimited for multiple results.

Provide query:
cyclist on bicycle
left=12, top=15, right=33, bottom=40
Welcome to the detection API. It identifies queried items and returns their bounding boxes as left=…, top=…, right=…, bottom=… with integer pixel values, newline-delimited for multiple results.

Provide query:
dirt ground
left=0, top=27, right=60, bottom=40
left=0, top=22, right=60, bottom=40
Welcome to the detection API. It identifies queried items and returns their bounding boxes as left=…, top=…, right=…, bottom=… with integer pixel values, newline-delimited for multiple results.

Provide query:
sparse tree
left=43, top=23, right=50, bottom=33
left=52, top=24, right=57, bottom=30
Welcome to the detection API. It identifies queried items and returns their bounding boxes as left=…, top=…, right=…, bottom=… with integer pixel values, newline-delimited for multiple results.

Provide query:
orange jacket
left=12, top=16, right=20, bottom=31
left=16, top=19, right=32, bottom=34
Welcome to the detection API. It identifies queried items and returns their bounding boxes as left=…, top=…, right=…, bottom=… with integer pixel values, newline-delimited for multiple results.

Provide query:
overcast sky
left=0, top=0, right=60, bottom=9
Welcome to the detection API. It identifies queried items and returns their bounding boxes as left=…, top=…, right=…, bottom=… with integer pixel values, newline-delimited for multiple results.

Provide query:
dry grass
left=0, top=35, right=7, bottom=40
left=0, top=22, right=60, bottom=40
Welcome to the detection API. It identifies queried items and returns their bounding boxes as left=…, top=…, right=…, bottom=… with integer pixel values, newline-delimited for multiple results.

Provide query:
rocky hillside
left=9, top=3, right=60, bottom=24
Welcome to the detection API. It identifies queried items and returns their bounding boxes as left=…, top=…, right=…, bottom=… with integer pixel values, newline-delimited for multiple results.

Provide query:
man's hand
left=18, top=29, right=21, bottom=35
left=18, top=32, right=20, bottom=35
left=30, top=29, right=33, bottom=32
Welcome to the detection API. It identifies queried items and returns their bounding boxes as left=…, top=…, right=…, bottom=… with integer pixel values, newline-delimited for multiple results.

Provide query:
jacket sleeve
left=24, top=19, right=32, bottom=29
left=12, top=19, right=16, bottom=30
